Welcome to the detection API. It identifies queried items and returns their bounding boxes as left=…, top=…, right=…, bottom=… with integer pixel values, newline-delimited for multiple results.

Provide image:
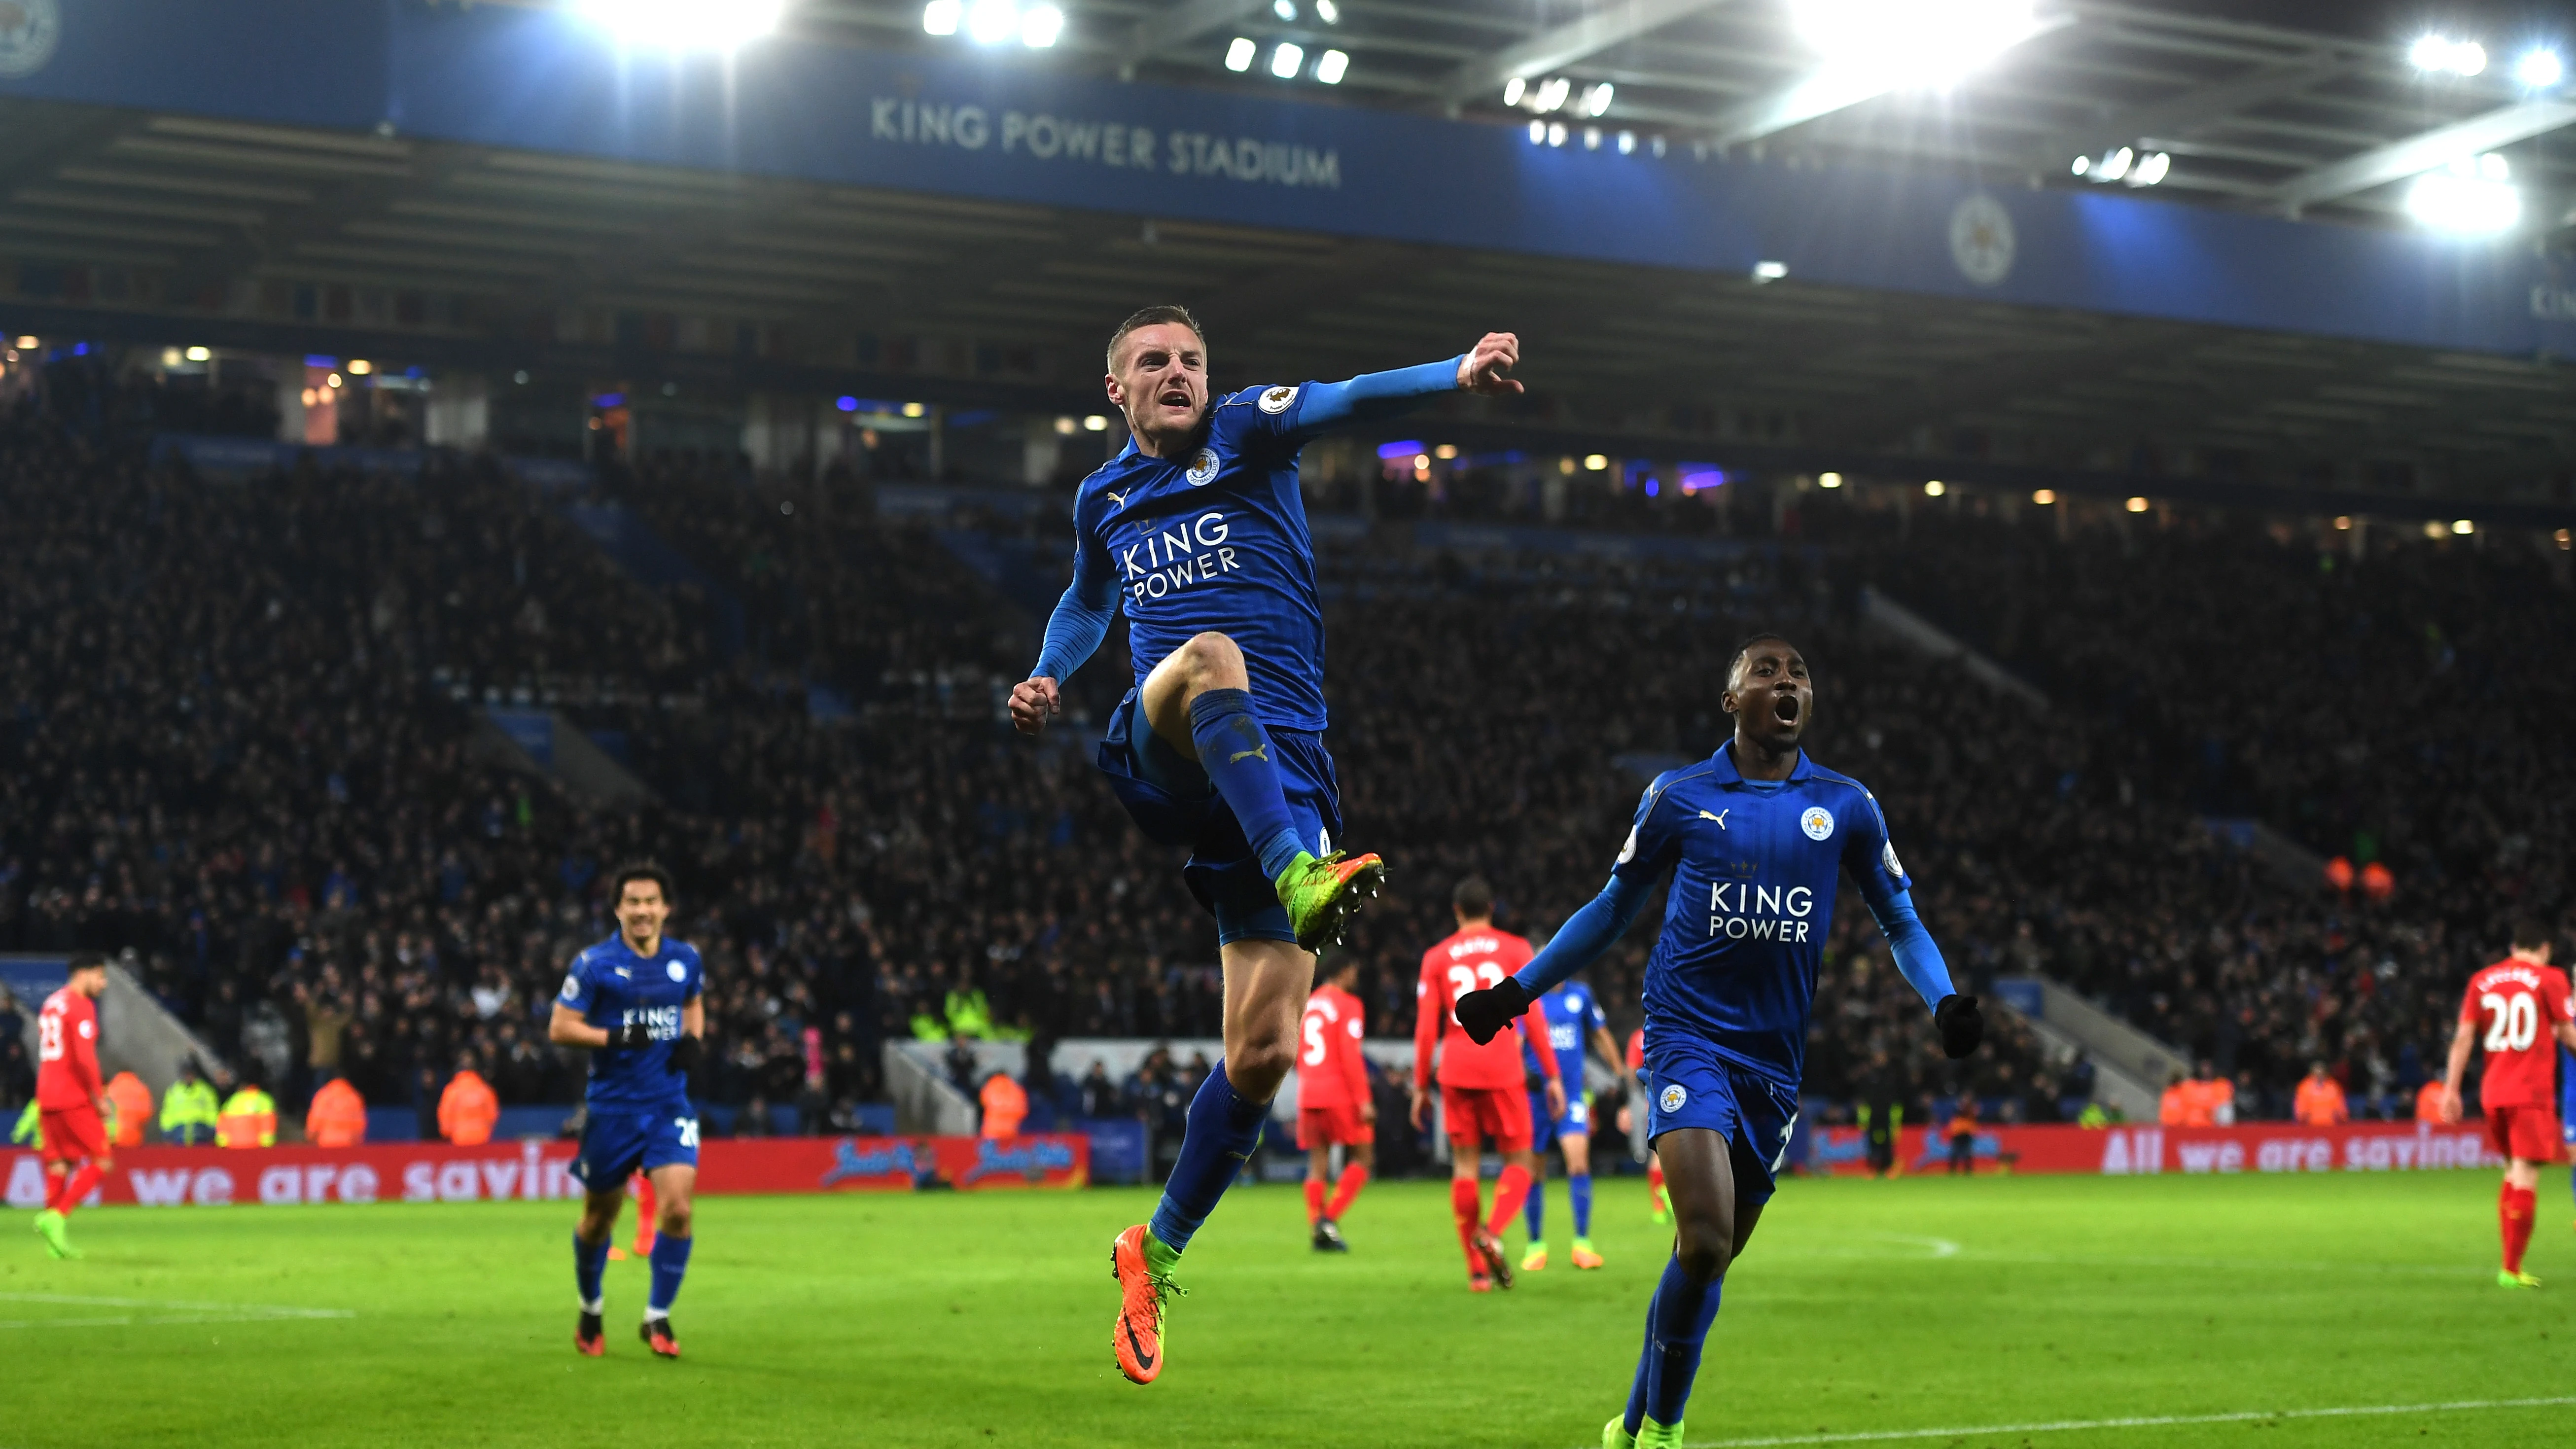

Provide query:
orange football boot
left=1110, top=1225, right=1184, bottom=1384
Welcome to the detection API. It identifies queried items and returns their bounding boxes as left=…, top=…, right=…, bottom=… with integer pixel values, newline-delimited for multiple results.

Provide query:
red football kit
left=36, top=986, right=108, bottom=1167
left=1415, top=926, right=1557, bottom=1151
left=1296, top=983, right=1375, bottom=1148
left=2460, top=958, right=2574, bottom=1163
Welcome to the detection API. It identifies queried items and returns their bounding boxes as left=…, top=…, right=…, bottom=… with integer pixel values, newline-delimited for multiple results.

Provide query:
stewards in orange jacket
left=2293, top=1063, right=2350, bottom=1126
left=2414, top=1077, right=2447, bottom=1123
left=305, top=1077, right=367, bottom=1147
left=437, top=1067, right=499, bottom=1146
left=980, top=1071, right=1028, bottom=1139
left=103, top=1071, right=153, bottom=1149
left=217, top=1084, right=279, bottom=1148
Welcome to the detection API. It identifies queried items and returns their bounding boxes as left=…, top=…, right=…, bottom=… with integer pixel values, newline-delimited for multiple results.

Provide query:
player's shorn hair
left=1452, top=875, right=1494, bottom=919
left=1725, top=632, right=1799, bottom=689
left=66, top=949, right=106, bottom=975
left=2510, top=918, right=2551, bottom=951
left=1106, top=304, right=1205, bottom=372
left=610, top=861, right=675, bottom=905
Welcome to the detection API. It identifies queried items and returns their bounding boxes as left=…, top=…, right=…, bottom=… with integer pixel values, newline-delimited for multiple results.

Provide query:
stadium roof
left=2, top=1, right=2574, bottom=519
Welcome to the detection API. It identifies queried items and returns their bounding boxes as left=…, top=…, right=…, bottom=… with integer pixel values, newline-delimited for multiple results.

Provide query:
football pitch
left=7, top=1171, right=2572, bottom=1448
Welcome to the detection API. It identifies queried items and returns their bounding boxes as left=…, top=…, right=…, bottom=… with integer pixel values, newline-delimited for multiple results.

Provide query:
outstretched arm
left=1454, top=873, right=1656, bottom=1045
left=1279, top=333, right=1521, bottom=441
left=1855, top=881, right=1982, bottom=1060
left=1012, top=528, right=1118, bottom=735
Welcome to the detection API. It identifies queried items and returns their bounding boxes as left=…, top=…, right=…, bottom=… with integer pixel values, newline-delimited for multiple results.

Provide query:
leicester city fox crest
left=1185, top=448, right=1220, bottom=486
left=1257, top=385, right=1298, bottom=414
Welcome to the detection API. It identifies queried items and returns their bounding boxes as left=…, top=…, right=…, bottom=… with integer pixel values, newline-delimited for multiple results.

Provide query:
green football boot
left=34, top=1208, right=80, bottom=1260
left=1603, top=1416, right=1636, bottom=1449
left=1273, top=850, right=1386, bottom=951
left=1635, top=1417, right=1685, bottom=1449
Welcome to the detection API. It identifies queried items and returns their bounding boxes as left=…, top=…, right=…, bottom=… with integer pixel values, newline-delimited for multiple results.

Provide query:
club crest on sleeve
left=668, top=960, right=688, bottom=982
left=1185, top=448, right=1220, bottom=486
left=1617, top=825, right=1638, bottom=864
left=1257, top=384, right=1298, bottom=414
left=560, top=974, right=581, bottom=1001
left=1659, top=1083, right=1688, bottom=1114
left=1882, top=841, right=1904, bottom=878
left=1801, top=806, right=1835, bottom=841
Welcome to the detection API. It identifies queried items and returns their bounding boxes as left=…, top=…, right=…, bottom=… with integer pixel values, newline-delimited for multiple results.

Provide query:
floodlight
left=1273, top=0, right=1296, bottom=17
left=923, top=0, right=959, bottom=34
left=1789, top=0, right=2037, bottom=87
left=1315, top=0, right=1338, bottom=21
left=573, top=0, right=785, bottom=50
left=2410, top=35, right=2452, bottom=70
left=2125, top=495, right=2149, bottom=512
left=1584, top=454, right=1608, bottom=471
left=1751, top=260, right=1788, bottom=281
left=2452, top=518, right=2474, bottom=534
left=2131, top=151, right=2170, bottom=185
left=1316, top=49, right=1347, bottom=83
left=1617, top=130, right=1635, bottom=154
left=2453, top=41, right=2487, bottom=75
left=1226, top=35, right=1256, bottom=70
left=2517, top=48, right=2563, bottom=87
left=1536, top=76, right=1571, bottom=112
left=1583, top=126, right=1600, bottom=149
left=185, top=345, right=212, bottom=361
left=2031, top=489, right=2055, bottom=504
left=1547, top=121, right=1566, bottom=146
left=1503, top=76, right=1525, bottom=106
left=1818, top=471, right=1842, bottom=488
left=2097, top=146, right=2132, bottom=181
left=1083, top=415, right=1109, bottom=431
left=2406, top=155, right=2521, bottom=233
left=965, top=0, right=1017, bottom=44
left=1923, top=479, right=1945, bottom=497
left=2070, top=154, right=2088, bottom=175
left=1020, top=4, right=1061, bottom=46
left=1270, top=42, right=1303, bottom=77
left=1528, top=118, right=1547, bottom=143
left=1583, top=81, right=1614, bottom=116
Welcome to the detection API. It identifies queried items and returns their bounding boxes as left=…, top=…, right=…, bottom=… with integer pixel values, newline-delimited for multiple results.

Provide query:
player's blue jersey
left=1067, top=385, right=1348, bottom=729
left=559, top=933, right=704, bottom=1112
left=1613, top=744, right=1911, bottom=1091
left=1524, top=979, right=1608, bottom=1086
left=2560, top=1046, right=2575, bottom=1136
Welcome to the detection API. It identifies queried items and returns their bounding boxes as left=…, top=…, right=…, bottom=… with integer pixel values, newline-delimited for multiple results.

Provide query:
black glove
left=668, top=1034, right=704, bottom=1073
left=602, top=1022, right=653, bottom=1050
left=1935, top=994, right=1984, bottom=1060
left=1455, top=977, right=1532, bottom=1046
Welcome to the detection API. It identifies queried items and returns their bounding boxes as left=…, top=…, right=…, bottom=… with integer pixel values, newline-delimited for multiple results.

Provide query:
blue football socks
left=1147, top=1061, right=1270, bottom=1261
left=1186, top=689, right=1304, bottom=881
left=1626, top=1253, right=1724, bottom=1432
left=1524, top=1175, right=1546, bottom=1241
left=573, top=1232, right=609, bottom=1310
left=1571, top=1172, right=1594, bottom=1238
left=646, top=1235, right=693, bottom=1318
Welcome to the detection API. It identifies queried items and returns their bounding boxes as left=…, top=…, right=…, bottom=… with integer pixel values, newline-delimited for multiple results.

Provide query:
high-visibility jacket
left=9, top=1100, right=35, bottom=1147
left=305, top=1078, right=368, bottom=1147
left=979, top=1072, right=1028, bottom=1139
left=104, top=1071, right=153, bottom=1148
left=945, top=987, right=993, bottom=1040
left=437, top=1070, right=499, bottom=1146
left=2293, top=1076, right=2349, bottom=1126
left=2414, top=1079, right=2447, bottom=1123
left=217, top=1087, right=278, bottom=1149
left=160, top=1079, right=221, bottom=1143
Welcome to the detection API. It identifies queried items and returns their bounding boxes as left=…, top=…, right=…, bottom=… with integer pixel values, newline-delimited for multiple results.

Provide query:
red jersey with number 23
left=36, top=987, right=103, bottom=1110
left=2459, top=959, right=2573, bottom=1111
left=1414, top=927, right=1557, bottom=1092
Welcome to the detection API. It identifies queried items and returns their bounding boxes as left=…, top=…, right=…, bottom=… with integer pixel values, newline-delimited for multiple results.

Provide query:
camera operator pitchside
left=1010, top=304, right=1525, bottom=1386
left=1453, top=634, right=1986, bottom=1449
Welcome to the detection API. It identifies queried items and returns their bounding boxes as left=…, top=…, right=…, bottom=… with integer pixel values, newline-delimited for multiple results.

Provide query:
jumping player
left=1413, top=876, right=1564, bottom=1291
left=1520, top=973, right=1621, bottom=1272
left=1297, top=957, right=1374, bottom=1251
left=550, top=864, right=706, bottom=1358
left=31, top=952, right=111, bottom=1260
left=1454, top=635, right=1982, bottom=1449
left=1010, top=305, right=1523, bottom=1383
left=2440, top=920, right=2576, bottom=1289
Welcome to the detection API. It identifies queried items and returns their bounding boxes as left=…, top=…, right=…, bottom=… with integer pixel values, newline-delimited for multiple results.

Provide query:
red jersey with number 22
left=1414, top=927, right=1557, bottom=1092
left=2459, top=959, right=2573, bottom=1111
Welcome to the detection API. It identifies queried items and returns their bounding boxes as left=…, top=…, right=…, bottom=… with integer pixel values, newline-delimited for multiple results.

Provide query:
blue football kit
left=1033, top=358, right=1459, bottom=945
left=1524, top=980, right=1609, bottom=1147
left=561, top=932, right=705, bottom=1185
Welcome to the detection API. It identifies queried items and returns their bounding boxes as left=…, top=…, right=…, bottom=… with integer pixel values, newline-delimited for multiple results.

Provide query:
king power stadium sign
left=871, top=95, right=1340, bottom=190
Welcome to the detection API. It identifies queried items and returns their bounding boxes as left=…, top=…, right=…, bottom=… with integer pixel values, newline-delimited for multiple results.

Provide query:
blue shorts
left=1095, top=689, right=1343, bottom=946
left=1528, top=1090, right=1592, bottom=1151
left=1640, top=1032, right=1799, bottom=1208
left=576, top=1104, right=700, bottom=1189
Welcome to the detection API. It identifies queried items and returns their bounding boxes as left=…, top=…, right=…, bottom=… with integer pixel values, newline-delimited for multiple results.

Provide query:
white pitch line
left=0, top=1292, right=352, bottom=1330
left=1672, top=1395, right=2576, bottom=1447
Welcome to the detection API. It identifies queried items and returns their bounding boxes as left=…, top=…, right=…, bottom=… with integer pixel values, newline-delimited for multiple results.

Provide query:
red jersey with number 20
left=36, top=987, right=103, bottom=1110
left=2459, top=959, right=2574, bottom=1111
left=1414, top=927, right=1558, bottom=1092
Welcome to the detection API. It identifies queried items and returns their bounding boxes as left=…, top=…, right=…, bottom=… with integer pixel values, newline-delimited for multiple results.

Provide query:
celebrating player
left=1519, top=973, right=1621, bottom=1272
left=550, top=863, right=706, bottom=1359
left=1296, top=957, right=1375, bottom=1252
left=2439, top=920, right=2576, bottom=1289
left=1454, top=635, right=1982, bottom=1449
left=1009, top=305, right=1523, bottom=1384
left=31, top=952, right=111, bottom=1260
left=1413, top=876, right=1564, bottom=1291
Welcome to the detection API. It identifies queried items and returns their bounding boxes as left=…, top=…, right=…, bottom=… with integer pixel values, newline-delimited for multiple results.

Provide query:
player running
left=2439, top=920, right=2576, bottom=1289
left=1297, top=957, right=1375, bottom=1252
left=1414, top=876, right=1564, bottom=1291
left=31, top=952, right=111, bottom=1260
left=1454, top=635, right=1982, bottom=1449
left=1010, top=305, right=1523, bottom=1384
left=1519, top=972, right=1621, bottom=1272
left=550, top=864, right=706, bottom=1358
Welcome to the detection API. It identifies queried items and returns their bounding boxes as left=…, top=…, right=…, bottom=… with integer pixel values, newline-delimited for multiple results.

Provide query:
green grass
left=7, top=1170, right=2574, bottom=1448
